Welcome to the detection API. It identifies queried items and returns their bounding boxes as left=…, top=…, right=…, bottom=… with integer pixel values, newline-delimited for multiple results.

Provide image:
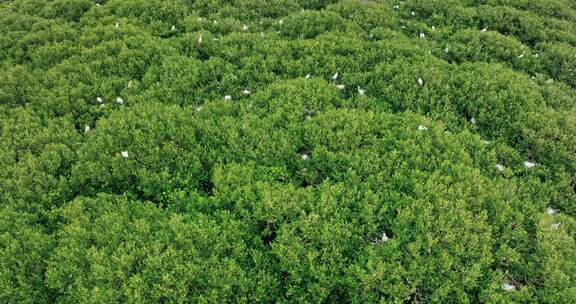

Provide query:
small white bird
left=419, top=32, right=425, bottom=39
left=224, top=95, right=232, bottom=101
left=393, top=5, right=399, bottom=9
left=418, top=125, right=428, bottom=131
left=496, top=164, right=504, bottom=171
left=357, top=86, right=365, bottom=96
left=369, top=33, right=373, bottom=39
left=121, top=151, right=129, bottom=158
left=304, top=74, right=311, bottom=79
left=546, top=207, right=557, bottom=215
left=444, top=46, right=449, bottom=53
left=523, top=161, right=536, bottom=169
left=242, top=89, right=251, bottom=94
left=471, top=117, right=476, bottom=124
left=534, top=53, right=539, bottom=58
left=171, top=25, right=176, bottom=31
left=432, top=25, right=436, bottom=31
left=84, top=125, right=90, bottom=133
left=336, top=84, right=345, bottom=90
left=115, top=22, right=119, bottom=29
left=481, top=27, right=487, bottom=32
left=213, top=20, right=218, bottom=24
left=418, top=78, right=424, bottom=86
left=502, top=283, right=515, bottom=291
left=411, top=11, right=415, bottom=16
left=518, top=51, right=525, bottom=58
left=96, top=97, right=103, bottom=103
left=332, top=72, right=338, bottom=80
left=278, top=19, right=284, bottom=25
left=301, top=153, right=309, bottom=160
left=552, top=222, right=561, bottom=229
left=381, top=232, right=390, bottom=242
left=116, top=97, right=124, bottom=104
left=242, top=24, right=248, bottom=31
left=96, top=3, right=101, bottom=6
left=198, top=35, right=202, bottom=43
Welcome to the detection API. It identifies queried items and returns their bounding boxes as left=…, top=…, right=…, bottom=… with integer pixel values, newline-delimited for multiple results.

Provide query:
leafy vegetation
left=1, top=0, right=575, bottom=302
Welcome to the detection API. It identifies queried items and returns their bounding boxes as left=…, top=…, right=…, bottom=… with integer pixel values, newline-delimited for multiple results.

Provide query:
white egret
left=523, top=161, right=536, bottom=169
left=502, top=283, right=515, bottom=291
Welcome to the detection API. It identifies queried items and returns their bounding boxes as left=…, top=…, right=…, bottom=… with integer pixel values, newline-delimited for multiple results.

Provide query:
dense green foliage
left=1, top=0, right=575, bottom=302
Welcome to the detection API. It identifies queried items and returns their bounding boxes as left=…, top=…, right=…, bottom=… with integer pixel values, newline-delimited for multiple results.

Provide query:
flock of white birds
left=90, top=4, right=563, bottom=293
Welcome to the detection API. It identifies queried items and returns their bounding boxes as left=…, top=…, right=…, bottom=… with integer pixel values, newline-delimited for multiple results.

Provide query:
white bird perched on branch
left=116, top=97, right=124, bottom=104
left=336, top=84, right=345, bottom=90
left=357, top=86, right=365, bottom=96
left=224, top=95, right=232, bottom=101
left=332, top=72, right=338, bottom=80
left=502, top=283, right=515, bottom=291
left=546, top=207, right=557, bottom=215
left=418, top=78, right=424, bottom=86
left=418, top=125, right=427, bottom=131
left=96, top=97, right=103, bottom=103
left=523, top=161, right=536, bottom=169
left=121, top=151, right=129, bottom=158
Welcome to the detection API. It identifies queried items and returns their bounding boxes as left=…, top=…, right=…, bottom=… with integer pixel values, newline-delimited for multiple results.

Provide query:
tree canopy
left=0, top=0, right=575, bottom=303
